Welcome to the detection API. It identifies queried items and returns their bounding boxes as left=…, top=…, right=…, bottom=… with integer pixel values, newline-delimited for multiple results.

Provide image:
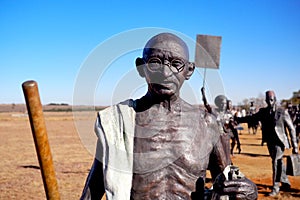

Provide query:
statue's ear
left=136, top=57, right=145, bottom=77
left=185, top=62, right=195, bottom=80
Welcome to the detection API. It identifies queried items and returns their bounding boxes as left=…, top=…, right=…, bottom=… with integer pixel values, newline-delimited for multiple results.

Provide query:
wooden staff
left=22, top=80, right=60, bottom=200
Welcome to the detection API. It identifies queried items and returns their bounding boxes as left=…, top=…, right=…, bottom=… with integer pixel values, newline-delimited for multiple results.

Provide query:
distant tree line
left=237, top=92, right=266, bottom=112
left=281, top=90, right=300, bottom=106
left=47, top=103, right=69, bottom=106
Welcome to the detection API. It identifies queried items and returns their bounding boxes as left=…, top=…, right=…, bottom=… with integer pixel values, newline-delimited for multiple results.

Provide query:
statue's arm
left=235, top=109, right=261, bottom=124
left=201, top=87, right=212, bottom=114
left=80, top=112, right=106, bottom=200
left=208, top=138, right=231, bottom=180
left=209, top=138, right=258, bottom=200
left=284, top=109, right=298, bottom=152
left=80, top=158, right=105, bottom=200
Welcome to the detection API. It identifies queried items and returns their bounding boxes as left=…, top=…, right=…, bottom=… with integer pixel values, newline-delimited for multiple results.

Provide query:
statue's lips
left=151, top=82, right=176, bottom=89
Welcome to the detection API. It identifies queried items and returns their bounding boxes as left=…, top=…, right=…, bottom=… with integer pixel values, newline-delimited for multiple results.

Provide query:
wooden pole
left=22, top=80, right=60, bottom=200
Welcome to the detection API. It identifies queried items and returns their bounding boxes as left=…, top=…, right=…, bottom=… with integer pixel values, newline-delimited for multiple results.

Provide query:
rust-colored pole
left=22, top=80, right=60, bottom=200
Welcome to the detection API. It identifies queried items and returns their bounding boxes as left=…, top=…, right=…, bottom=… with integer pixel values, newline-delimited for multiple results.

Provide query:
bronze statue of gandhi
left=80, top=33, right=257, bottom=200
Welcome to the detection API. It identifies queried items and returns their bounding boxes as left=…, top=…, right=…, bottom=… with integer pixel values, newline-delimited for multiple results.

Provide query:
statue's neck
left=135, top=92, right=181, bottom=112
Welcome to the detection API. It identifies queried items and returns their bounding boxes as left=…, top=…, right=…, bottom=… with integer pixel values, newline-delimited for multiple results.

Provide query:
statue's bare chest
left=133, top=107, right=212, bottom=175
left=131, top=107, right=215, bottom=199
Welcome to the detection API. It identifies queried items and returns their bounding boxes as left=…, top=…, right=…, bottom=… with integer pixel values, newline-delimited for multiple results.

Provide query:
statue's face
left=266, top=93, right=276, bottom=108
left=142, top=39, right=190, bottom=97
left=218, top=98, right=227, bottom=111
left=227, top=101, right=232, bottom=110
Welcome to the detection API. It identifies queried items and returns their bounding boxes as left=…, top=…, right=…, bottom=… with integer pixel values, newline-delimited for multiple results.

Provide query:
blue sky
left=1, top=0, right=299, bottom=106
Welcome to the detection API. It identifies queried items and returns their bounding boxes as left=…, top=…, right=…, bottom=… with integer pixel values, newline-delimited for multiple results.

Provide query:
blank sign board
left=195, top=34, right=222, bottom=69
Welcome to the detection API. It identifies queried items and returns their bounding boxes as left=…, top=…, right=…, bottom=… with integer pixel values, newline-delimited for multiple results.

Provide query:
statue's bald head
left=143, top=33, right=189, bottom=61
left=214, top=95, right=227, bottom=107
left=266, top=90, right=276, bottom=98
left=136, top=32, right=195, bottom=79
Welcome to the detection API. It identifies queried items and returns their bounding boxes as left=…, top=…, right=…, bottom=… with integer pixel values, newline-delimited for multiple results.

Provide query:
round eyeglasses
left=146, top=57, right=187, bottom=73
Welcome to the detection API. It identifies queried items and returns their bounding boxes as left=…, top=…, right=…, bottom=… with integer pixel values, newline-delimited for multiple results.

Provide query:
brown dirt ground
left=0, top=111, right=299, bottom=199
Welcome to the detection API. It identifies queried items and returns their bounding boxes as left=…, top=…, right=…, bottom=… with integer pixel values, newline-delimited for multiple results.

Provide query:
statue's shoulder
left=258, top=107, right=267, bottom=114
left=180, top=100, right=204, bottom=113
left=276, top=107, right=289, bottom=118
left=98, top=99, right=135, bottom=118
left=181, top=101, right=218, bottom=126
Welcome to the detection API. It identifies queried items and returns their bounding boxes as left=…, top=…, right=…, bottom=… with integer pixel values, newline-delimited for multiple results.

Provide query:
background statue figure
left=292, top=104, right=300, bottom=143
left=236, top=90, right=298, bottom=197
left=201, top=88, right=241, bottom=157
left=247, top=101, right=259, bottom=134
left=227, top=100, right=242, bottom=155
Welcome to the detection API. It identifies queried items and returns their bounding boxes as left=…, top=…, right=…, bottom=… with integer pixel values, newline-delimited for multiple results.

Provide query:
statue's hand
left=201, top=87, right=205, bottom=96
left=214, top=178, right=258, bottom=200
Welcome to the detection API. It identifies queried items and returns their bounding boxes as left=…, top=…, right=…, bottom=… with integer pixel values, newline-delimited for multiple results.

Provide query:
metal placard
left=195, top=34, right=222, bottom=69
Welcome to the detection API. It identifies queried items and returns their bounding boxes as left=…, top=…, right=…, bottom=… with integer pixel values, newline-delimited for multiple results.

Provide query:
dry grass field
left=0, top=106, right=300, bottom=199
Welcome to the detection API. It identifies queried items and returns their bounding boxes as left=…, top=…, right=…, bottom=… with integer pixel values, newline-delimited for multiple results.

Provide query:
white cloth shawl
left=95, top=100, right=135, bottom=200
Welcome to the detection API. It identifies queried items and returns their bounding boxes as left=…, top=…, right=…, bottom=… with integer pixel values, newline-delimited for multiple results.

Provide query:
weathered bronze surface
left=80, top=33, right=257, bottom=200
